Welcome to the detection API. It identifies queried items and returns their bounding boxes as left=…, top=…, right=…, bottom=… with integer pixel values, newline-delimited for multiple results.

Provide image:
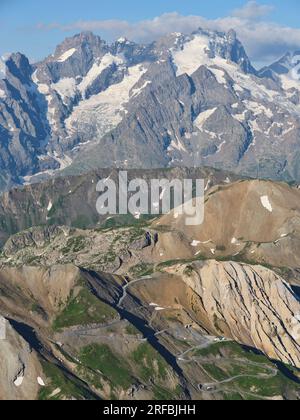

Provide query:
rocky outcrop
left=0, top=318, right=42, bottom=400
left=3, top=226, right=67, bottom=255
left=0, top=265, right=81, bottom=325
left=173, top=260, right=300, bottom=368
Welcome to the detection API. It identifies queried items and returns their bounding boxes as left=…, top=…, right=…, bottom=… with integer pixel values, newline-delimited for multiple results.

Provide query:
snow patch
left=233, top=111, right=247, bottom=122
left=14, top=376, right=24, bottom=387
left=168, top=138, right=187, bottom=152
left=78, top=53, right=124, bottom=95
left=37, top=377, right=46, bottom=387
left=131, top=80, right=152, bottom=98
left=52, top=78, right=76, bottom=102
left=49, top=152, right=73, bottom=170
left=57, top=48, right=77, bottom=62
left=47, top=201, right=53, bottom=212
left=210, top=68, right=227, bottom=85
left=65, top=64, right=147, bottom=138
left=216, top=140, right=226, bottom=153
left=194, top=108, right=217, bottom=130
left=0, top=87, right=6, bottom=99
left=260, top=195, right=273, bottom=212
left=245, top=101, right=274, bottom=119
left=49, top=388, right=61, bottom=398
left=0, top=58, right=6, bottom=79
left=173, top=34, right=213, bottom=76
left=249, top=119, right=262, bottom=133
left=32, top=70, right=50, bottom=95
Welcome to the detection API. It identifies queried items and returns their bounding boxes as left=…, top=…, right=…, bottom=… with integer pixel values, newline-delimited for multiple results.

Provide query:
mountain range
left=1, top=29, right=300, bottom=191
left=1, top=28, right=300, bottom=401
left=1, top=176, right=300, bottom=400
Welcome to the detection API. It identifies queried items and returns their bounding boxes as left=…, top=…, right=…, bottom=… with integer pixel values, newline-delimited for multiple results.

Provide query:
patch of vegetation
left=129, top=263, right=154, bottom=277
left=235, top=373, right=293, bottom=398
left=125, top=324, right=141, bottom=336
left=100, top=214, right=154, bottom=231
left=38, top=361, right=96, bottom=401
left=194, top=341, right=300, bottom=399
left=78, top=344, right=133, bottom=389
left=223, top=392, right=243, bottom=400
left=132, top=343, right=168, bottom=382
left=25, top=255, right=42, bottom=265
left=72, top=214, right=94, bottom=229
left=53, top=288, right=118, bottom=331
left=202, top=363, right=228, bottom=381
left=157, top=254, right=208, bottom=271
left=61, top=236, right=87, bottom=255
left=153, top=385, right=175, bottom=400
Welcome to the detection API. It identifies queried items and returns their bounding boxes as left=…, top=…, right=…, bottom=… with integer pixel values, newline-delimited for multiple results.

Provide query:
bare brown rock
left=0, top=319, right=42, bottom=400
left=155, top=180, right=300, bottom=268
left=168, top=260, right=300, bottom=368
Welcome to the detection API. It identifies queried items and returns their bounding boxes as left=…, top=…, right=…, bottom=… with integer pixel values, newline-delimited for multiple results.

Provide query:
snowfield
left=65, top=64, right=148, bottom=138
left=260, top=195, right=273, bottom=213
left=194, top=108, right=217, bottom=130
left=57, top=48, right=77, bottom=62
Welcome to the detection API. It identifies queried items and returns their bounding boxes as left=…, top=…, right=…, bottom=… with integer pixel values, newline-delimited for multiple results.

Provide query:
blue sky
left=1, top=0, right=300, bottom=66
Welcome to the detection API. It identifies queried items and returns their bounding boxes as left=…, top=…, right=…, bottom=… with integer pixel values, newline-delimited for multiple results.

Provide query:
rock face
left=0, top=265, right=81, bottom=323
left=0, top=319, right=41, bottom=400
left=174, top=260, right=300, bottom=368
left=2, top=30, right=300, bottom=190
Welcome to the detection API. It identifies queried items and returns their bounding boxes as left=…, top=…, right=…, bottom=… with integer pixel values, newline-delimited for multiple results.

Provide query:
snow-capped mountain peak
left=166, top=28, right=256, bottom=77
left=2, top=29, right=300, bottom=191
left=0, top=53, right=11, bottom=80
left=0, top=58, right=6, bottom=79
left=260, top=51, right=300, bottom=92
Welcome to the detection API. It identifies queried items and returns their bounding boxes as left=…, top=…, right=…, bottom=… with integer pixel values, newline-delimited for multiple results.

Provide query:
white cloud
left=232, top=1, right=274, bottom=20
left=37, top=6, right=300, bottom=68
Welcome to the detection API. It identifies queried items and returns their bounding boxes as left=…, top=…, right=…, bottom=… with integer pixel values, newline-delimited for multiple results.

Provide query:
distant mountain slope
left=0, top=166, right=238, bottom=245
left=1, top=30, right=300, bottom=190
left=156, top=179, right=300, bottom=269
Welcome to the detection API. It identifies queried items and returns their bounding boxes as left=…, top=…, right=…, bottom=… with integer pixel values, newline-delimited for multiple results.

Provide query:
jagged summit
left=1, top=29, right=300, bottom=191
left=260, top=50, right=300, bottom=79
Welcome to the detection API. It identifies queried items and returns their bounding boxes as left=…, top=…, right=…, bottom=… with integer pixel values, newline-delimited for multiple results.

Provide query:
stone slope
left=167, top=260, right=300, bottom=368
left=0, top=319, right=42, bottom=400
left=155, top=179, right=300, bottom=268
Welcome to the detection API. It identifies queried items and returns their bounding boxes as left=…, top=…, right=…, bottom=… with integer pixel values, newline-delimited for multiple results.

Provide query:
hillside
left=0, top=176, right=300, bottom=400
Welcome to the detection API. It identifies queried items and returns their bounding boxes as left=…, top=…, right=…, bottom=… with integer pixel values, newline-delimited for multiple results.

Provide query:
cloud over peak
left=36, top=3, right=300, bottom=67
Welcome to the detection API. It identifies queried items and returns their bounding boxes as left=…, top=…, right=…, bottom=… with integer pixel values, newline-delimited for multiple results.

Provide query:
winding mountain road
left=117, top=275, right=153, bottom=308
